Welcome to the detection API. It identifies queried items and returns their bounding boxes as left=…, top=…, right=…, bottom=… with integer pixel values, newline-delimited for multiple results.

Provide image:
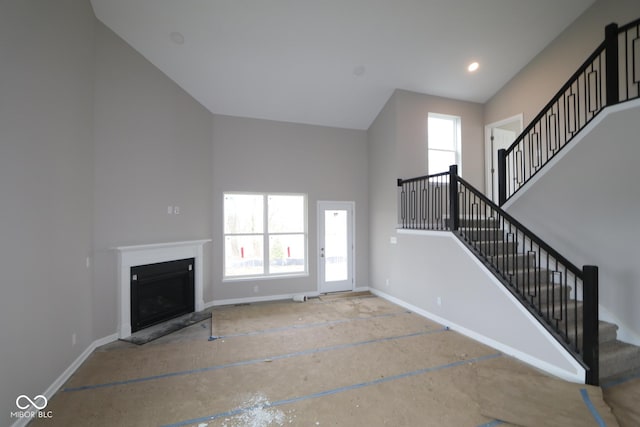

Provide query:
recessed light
left=170, top=32, right=185, bottom=45
left=468, top=62, right=479, bottom=72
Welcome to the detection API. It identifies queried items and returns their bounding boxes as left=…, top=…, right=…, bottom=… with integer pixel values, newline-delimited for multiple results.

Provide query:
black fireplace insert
left=130, top=258, right=195, bottom=332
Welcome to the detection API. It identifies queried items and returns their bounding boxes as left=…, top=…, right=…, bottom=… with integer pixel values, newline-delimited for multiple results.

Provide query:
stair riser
left=600, top=347, right=640, bottom=379
left=518, top=286, right=569, bottom=306
left=462, top=229, right=505, bottom=242
left=489, top=254, right=537, bottom=271
left=599, top=326, right=619, bottom=344
left=538, top=303, right=583, bottom=328
left=458, top=218, right=500, bottom=228
left=475, top=241, right=517, bottom=256
left=505, top=271, right=555, bottom=286
left=575, top=323, right=618, bottom=345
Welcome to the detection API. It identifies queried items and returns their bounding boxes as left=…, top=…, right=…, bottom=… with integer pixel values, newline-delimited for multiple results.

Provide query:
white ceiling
left=90, top=0, right=595, bottom=130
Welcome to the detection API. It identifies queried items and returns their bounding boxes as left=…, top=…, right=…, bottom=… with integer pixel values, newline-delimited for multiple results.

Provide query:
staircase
left=397, top=166, right=640, bottom=384
left=457, top=215, right=640, bottom=383
left=397, top=17, right=640, bottom=385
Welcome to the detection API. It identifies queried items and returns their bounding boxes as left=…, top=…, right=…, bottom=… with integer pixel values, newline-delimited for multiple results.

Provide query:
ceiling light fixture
left=467, top=62, right=479, bottom=72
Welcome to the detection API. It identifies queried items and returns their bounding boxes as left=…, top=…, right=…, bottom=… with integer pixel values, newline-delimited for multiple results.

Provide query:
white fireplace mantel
left=114, top=239, right=211, bottom=338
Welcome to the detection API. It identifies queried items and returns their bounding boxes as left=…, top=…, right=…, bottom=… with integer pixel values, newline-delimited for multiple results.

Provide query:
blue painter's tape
left=63, top=328, right=446, bottom=393
left=601, top=370, right=640, bottom=389
left=161, top=352, right=503, bottom=427
left=580, top=388, right=606, bottom=427
left=476, top=420, right=505, bottom=427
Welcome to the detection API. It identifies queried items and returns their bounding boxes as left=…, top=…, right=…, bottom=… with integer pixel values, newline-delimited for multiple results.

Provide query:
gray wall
left=211, top=115, right=369, bottom=301
left=395, top=90, right=485, bottom=186
left=92, top=22, right=213, bottom=338
left=485, top=0, right=640, bottom=126
left=368, top=89, right=484, bottom=291
left=379, top=232, right=582, bottom=380
left=368, top=95, right=398, bottom=296
left=506, top=103, right=640, bottom=345
left=0, top=1, right=95, bottom=424
left=364, top=89, right=578, bottom=379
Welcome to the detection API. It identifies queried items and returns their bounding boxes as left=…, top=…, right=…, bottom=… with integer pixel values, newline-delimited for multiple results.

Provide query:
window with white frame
left=223, top=193, right=307, bottom=279
left=428, top=113, right=461, bottom=174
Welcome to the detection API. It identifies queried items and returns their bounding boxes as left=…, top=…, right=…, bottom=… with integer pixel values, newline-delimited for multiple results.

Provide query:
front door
left=318, top=201, right=354, bottom=293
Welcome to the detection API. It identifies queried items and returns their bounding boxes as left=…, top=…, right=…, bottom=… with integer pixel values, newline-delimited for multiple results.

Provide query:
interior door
left=485, top=116, right=522, bottom=203
left=318, top=201, right=354, bottom=293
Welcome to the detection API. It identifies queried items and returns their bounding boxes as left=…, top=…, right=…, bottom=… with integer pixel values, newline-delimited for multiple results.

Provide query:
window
left=223, top=193, right=307, bottom=279
left=428, top=113, right=461, bottom=174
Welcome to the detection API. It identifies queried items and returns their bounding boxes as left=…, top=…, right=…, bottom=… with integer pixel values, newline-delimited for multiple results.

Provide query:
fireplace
left=130, top=258, right=195, bottom=332
left=115, top=240, right=210, bottom=338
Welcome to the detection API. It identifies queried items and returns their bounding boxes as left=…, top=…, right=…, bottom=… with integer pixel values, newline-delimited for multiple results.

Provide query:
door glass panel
left=324, top=210, right=348, bottom=282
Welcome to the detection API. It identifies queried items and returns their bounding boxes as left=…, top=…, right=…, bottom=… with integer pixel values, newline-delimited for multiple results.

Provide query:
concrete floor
left=33, top=293, right=640, bottom=426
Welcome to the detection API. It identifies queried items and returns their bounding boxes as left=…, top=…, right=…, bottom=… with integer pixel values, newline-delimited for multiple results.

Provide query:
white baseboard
left=10, top=333, right=118, bottom=427
left=205, top=291, right=322, bottom=308
left=370, top=287, right=585, bottom=384
left=204, top=287, right=371, bottom=309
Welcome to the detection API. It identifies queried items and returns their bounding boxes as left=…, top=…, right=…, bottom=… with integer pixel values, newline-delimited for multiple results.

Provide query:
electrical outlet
left=437, top=297, right=442, bottom=306
left=167, top=206, right=173, bottom=215
left=253, top=285, right=259, bottom=293
left=174, top=206, right=180, bottom=215
left=85, top=256, right=91, bottom=269
left=385, top=278, right=390, bottom=287
left=72, top=333, right=77, bottom=347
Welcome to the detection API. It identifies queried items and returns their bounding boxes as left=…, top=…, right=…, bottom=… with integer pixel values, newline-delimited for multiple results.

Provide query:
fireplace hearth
left=131, top=258, right=195, bottom=332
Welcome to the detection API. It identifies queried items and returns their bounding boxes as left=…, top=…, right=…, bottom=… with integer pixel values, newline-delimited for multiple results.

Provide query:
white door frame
left=484, top=114, right=523, bottom=202
left=317, top=201, right=355, bottom=294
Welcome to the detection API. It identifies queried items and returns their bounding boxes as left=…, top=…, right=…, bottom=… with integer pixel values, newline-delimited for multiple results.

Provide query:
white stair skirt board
left=114, top=239, right=211, bottom=339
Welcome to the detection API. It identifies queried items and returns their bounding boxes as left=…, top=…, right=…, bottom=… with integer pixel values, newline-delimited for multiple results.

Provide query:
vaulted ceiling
left=91, top=0, right=595, bottom=130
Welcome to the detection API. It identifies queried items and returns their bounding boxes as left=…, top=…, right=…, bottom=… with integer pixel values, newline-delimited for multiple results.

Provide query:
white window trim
left=223, top=192, right=309, bottom=281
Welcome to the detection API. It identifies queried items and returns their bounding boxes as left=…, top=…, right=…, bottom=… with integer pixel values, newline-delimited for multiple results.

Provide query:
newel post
left=448, top=165, right=459, bottom=231
left=605, top=22, right=619, bottom=106
left=497, top=149, right=507, bottom=206
left=583, top=265, right=599, bottom=385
